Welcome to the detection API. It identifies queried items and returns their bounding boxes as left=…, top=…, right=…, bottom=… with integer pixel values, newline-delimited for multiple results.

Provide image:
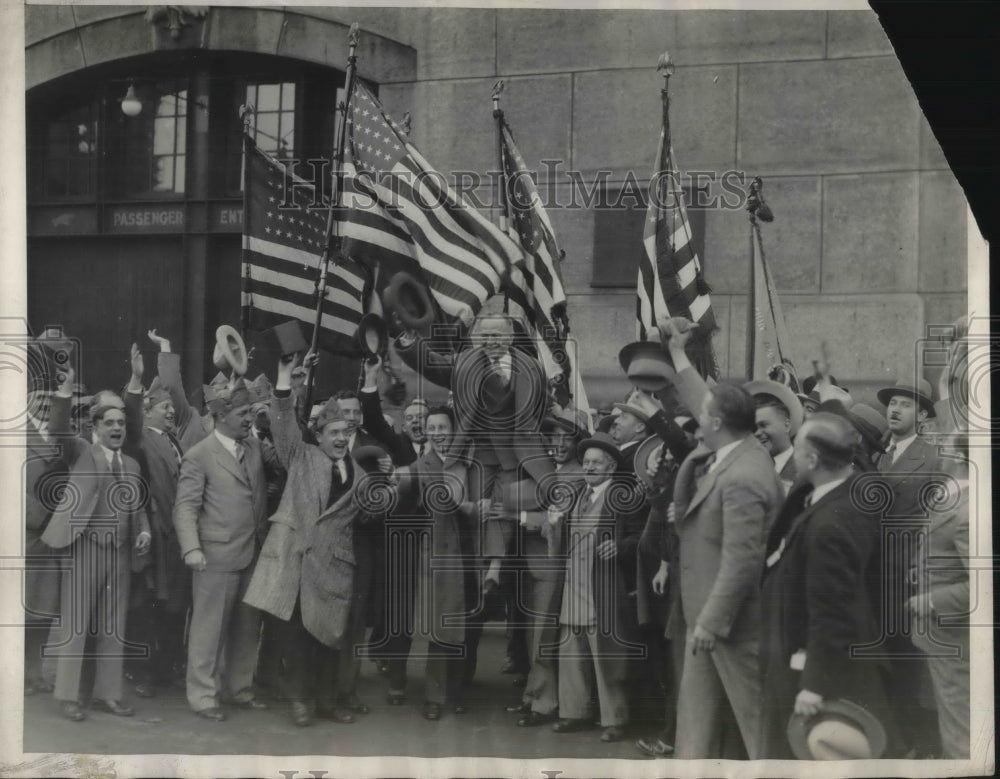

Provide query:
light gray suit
left=669, top=367, right=783, bottom=759
left=173, top=431, right=269, bottom=711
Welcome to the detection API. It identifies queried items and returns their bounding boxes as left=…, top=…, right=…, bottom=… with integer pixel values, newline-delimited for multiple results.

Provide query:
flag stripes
left=242, top=137, right=368, bottom=354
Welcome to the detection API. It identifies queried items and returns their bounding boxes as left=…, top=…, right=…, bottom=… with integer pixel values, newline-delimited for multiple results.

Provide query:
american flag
left=242, top=137, right=370, bottom=355
left=499, top=123, right=591, bottom=418
left=636, top=123, right=719, bottom=378
left=339, top=83, right=524, bottom=326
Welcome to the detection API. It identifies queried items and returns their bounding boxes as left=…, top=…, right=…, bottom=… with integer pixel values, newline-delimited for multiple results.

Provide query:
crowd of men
left=22, top=311, right=972, bottom=760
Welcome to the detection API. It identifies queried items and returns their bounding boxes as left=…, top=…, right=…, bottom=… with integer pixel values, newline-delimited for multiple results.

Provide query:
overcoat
left=243, top=394, right=358, bottom=649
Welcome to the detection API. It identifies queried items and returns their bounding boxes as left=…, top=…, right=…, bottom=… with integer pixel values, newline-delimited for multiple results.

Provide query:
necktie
left=880, top=444, right=897, bottom=473
left=582, top=487, right=597, bottom=513
left=803, top=490, right=814, bottom=509
left=417, top=441, right=426, bottom=458
left=111, top=450, right=123, bottom=478
left=166, top=431, right=183, bottom=465
left=234, top=441, right=249, bottom=480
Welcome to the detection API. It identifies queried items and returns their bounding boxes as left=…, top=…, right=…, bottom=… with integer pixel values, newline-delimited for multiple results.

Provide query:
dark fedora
left=576, top=431, right=622, bottom=467
left=382, top=271, right=435, bottom=332
left=541, top=407, right=586, bottom=438
left=618, top=341, right=677, bottom=393
left=847, top=402, right=890, bottom=454
left=876, top=377, right=936, bottom=418
left=353, top=443, right=391, bottom=473
left=787, top=699, right=887, bottom=760
left=354, top=313, right=388, bottom=360
left=633, top=435, right=672, bottom=490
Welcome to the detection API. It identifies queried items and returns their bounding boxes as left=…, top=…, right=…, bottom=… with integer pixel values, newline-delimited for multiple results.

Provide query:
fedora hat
left=353, top=443, right=391, bottom=473
left=576, top=431, right=622, bottom=467
left=787, top=699, right=887, bottom=760
left=876, top=377, right=936, bottom=418
left=745, top=379, right=805, bottom=436
left=618, top=341, right=677, bottom=392
left=612, top=401, right=652, bottom=424
left=797, top=389, right=821, bottom=413
left=355, top=313, right=389, bottom=360
left=382, top=271, right=435, bottom=332
left=541, top=407, right=585, bottom=438
left=846, top=402, right=889, bottom=453
left=212, top=325, right=249, bottom=376
left=634, top=435, right=675, bottom=490
left=253, top=320, right=309, bottom=361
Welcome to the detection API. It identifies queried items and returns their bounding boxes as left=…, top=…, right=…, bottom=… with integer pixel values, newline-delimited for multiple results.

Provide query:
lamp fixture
left=120, top=83, right=142, bottom=117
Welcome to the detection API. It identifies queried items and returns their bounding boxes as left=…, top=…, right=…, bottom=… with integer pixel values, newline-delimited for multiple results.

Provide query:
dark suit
left=669, top=367, right=784, bottom=759
left=759, top=477, right=891, bottom=758
left=42, top=430, right=150, bottom=704
left=23, top=405, right=69, bottom=687
left=874, top=435, right=943, bottom=754
left=912, top=481, right=970, bottom=758
left=173, top=431, right=270, bottom=712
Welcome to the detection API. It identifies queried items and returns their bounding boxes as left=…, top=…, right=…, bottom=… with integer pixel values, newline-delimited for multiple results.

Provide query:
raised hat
left=633, top=435, right=673, bottom=490
left=353, top=443, right=390, bottom=472
left=382, top=271, right=435, bottom=332
left=212, top=325, right=248, bottom=376
left=618, top=341, right=677, bottom=392
left=876, top=377, right=936, bottom=418
left=797, top=389, right=821, bottom=412
left=787, top=699, right=887, bottom=760
left=744, top=379, right=805, bottom=436
left=355, top=313, right=389, bottom=360
left=596, top=413, right=616, bottom=435
left=576, top=431, right=623, bottom=468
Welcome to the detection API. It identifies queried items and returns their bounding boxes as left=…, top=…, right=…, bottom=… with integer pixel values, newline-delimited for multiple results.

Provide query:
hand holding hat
left=655, top=315, right=696, bottom=347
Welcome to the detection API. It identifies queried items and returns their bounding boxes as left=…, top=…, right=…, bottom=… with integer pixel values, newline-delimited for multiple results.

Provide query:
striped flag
left=499, top=123, right=592, bottom=419
left=636, top=124, right=719, bottom=378
left=242, top=136, right=370, bottom=355
left=749, top=223, right=795, bottom=381
left=339, top=83, right=524, bottom=326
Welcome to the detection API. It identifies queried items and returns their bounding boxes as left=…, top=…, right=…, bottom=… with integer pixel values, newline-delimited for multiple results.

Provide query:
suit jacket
left=395, top=443, right=481, bottom=645
left=876, top=435, right=941, bottom=520
left=172, top=431, right=270, bottom=572
left=41, top=438, right=149, bottom=552
left=758, top=476, right=888, bottom=758
left=913, top=482, right=969, bottom=657
left=123, top=390, right=187, bottom=605
left=545, top=479, right=640, bottom=656
left=397, top=338, right=552, bottom=487
left=243, top=394, right=358, bottom=648
left=670, top=367, right=783, bottom=642
left=24, top=397, right=72, bottom=617
left=360, top=388, right=419, bottom=466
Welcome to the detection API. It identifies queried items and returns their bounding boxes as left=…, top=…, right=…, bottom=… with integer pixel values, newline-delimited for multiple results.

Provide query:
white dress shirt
left=709, top=439, right=742, bottom=473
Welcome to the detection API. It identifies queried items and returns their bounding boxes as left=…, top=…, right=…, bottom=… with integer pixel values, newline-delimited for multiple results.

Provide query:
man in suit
left=759, top=413, right=891, bottom=758
left=358, top=357, right=430, bottom=690
left=123, top=343, right=189, bottom=697
left=244, top=354, right=379, bottom=727
left=173, top=379, right=271, bottom=721
left=42, top=368, right=151, bottom=722
left=874, top=376, right=943, bottom=755
left=546, top=432, right=640, bottom=743
left=147, top=329, right=212, bottom=451
left=24, top=385, right=68, bottom=695
left=745, top=379, right=803, bottom=496
left=396, top=313, right=554, bottom=684
left=908, top=433, right=970, bottom=758
left=659, top=316, right=784, bottom=760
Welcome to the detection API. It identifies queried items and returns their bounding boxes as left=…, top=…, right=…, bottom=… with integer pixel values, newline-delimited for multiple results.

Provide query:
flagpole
left=492, top=79, right=511, bottom=314
left=745, top=175, right=773, bottom=380
left=239, top=103, right=254, bottom=340
left=303, top=21, right=361, bottom=419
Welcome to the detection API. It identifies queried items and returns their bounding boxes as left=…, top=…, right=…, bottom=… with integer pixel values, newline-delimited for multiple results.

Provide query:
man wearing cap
left=658, top=316, right=784, bottom=760
left=875, top=376, right=944, bottom=756
left=244, top=355, right=381, bottom=727
left=745, top=380, right=804, bottom=496
left=759, top=413, right=890, bottom=758
left=123, top=343, right=189, bottom=697
left=42, top=367, right=151, bottom=722
left=173, top=378, right=273, bottom=721
left=547, top=432, right=638, bottom=743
